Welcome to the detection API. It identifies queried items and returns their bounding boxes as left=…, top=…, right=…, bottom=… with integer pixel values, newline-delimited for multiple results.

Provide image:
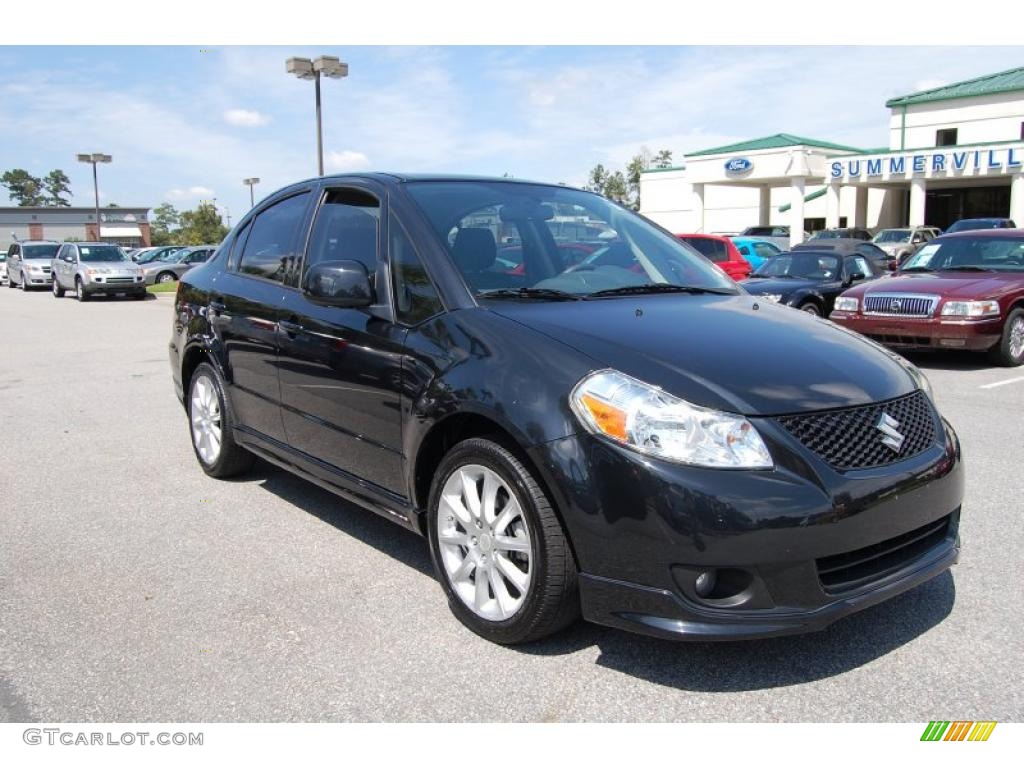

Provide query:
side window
left=304, top=188, right=380, bottom=283
left=188, top=249, right=210, bottom=264
left=849, top=256, right=872, bottom=277
left=230, top=222, right=251, bottom=269
left=737, top=245, right=751, bottom=256
left=391, top=217, right=443, bottom=325
left=754, top=243, right=777, bottom=260
left=238, top=192, right=310, bottom=283
left=10, top=244, right=19, bottom=258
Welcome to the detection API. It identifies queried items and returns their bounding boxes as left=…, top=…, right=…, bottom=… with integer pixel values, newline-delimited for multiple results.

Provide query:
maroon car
left=830, top=229, right=1024, bottom=366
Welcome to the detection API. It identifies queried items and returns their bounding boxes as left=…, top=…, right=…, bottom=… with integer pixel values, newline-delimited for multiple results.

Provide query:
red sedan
left=830, top=229, right=1024, bottom=366
left=677, top=234, right=752, bottom=281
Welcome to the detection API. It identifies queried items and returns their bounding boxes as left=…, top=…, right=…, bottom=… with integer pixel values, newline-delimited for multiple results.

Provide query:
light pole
left=286, top=55, right=348, bottom=176
left=243, top=177, right=260, bottom=208
left=76, top=153, right=112, bottom=241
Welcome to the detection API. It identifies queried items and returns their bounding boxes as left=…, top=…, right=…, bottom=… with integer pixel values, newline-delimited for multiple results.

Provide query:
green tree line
left=586, top=147, right=673, bottom=210
left=1, top=168, right=73, bottom=206
left=150, top=201, right=229, bottom=246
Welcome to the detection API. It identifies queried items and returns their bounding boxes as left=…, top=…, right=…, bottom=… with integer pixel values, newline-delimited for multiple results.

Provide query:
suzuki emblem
left=875, top=412, right=905, bottom=453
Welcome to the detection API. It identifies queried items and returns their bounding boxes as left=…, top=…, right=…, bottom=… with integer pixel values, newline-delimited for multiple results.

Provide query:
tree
left=177, top=202, right=228, bottom=245
left=603, top=171, right=629, bottom=205
left=149, top=203, right=181, bottom=246
left=42, top=169, right=72, bottom=206
left=1, top=169, right=46, bottom=206
left=586, top=163, right=609, bottom=195
left=587, top=147, right=673, bottom=209
left=652, top=149, right=673, bottom=168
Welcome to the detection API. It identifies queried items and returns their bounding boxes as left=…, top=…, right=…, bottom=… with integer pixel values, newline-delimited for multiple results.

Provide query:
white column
left=692, top=183, right=705, bottom=233
left=909, top=178, right=927, bottom=226
left=758, top=186, right=771, bottom=226
left=854, top=186, right=869, bottom=228
left=825, top=183, right=841, bottom=229
left=1010, top=173, right=1024, bottom=226
left=789, top=177, right=806, bottom=246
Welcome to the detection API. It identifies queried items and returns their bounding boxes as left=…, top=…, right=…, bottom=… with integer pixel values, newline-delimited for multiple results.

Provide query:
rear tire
left=156, top=271, right=176, bottom=284
left=188, top=362, right=255, bottom=478
left=988, top=308, right=1024, bottom=367
left=427, top=437, right=579, bottom=645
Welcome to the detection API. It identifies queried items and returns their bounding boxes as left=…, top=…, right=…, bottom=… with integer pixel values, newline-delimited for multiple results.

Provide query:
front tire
left=427, top=437, right=579, bottom=644
left=52, top=278, right=65, bottom=298
left=75, top=277, right=89, bottom=302
left=798, top=301, right=821, bottom=316
left=188, top=362, right=254, bottom=478
left=989, top=308, right=1024, bottom=367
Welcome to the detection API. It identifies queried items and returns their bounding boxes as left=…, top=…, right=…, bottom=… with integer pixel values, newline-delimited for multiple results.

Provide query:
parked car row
left=3, top=240, right=217, bottom=300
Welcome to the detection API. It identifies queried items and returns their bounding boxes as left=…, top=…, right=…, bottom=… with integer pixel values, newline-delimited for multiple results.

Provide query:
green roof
left=685, top=133, right=864, bottom=157
left=886, top=66, right=1024, bottom=108
left=778, top=186, right=828, bottom=213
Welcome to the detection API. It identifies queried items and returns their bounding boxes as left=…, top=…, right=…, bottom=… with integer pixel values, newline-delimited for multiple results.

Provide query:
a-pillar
left=825, top=183, right=841, bottom=229
left=758, top=186, right=771, bottom=226
left=1009, top=173, right=1024, bottom=226
left=692, top=183, right=705, bottom=233
left=789, top=178, right=806, bottom=246
left=854, top=186, right=869, bottom=229
left=909, top=178, right=927, bottom=227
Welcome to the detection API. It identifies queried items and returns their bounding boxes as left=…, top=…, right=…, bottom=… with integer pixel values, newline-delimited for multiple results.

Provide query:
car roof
left=937, top=228, right=1024, bottom=239
left=13, top=240, right=59, bottom=245
left=677, top=233, right=727, bottom=241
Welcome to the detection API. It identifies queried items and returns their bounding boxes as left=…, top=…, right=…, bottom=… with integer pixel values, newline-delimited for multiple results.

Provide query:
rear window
left=679, top=237, right=728, bottom=262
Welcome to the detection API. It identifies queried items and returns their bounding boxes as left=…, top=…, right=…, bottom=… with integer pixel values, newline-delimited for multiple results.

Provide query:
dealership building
left=640, top=66, right=1024, bottom=245
left=0, top=207, right=152, bottom=252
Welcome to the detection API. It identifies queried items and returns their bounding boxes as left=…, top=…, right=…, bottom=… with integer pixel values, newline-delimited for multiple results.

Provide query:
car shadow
left=243, top=459, right=955, bottom=692
left=897, top=348, right=994, bottom=372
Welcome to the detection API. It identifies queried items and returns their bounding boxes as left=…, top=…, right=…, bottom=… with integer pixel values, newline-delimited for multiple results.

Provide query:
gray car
left=142, top=245, right=216, bottom=285
left=51, top=242, right=147, bottom=301
left=6, top=240, right=60, bottom=290
left=872, top=226, right=941, bottom=263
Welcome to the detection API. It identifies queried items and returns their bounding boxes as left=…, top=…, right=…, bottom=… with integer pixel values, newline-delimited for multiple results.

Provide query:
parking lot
left=0, top=286, right=1021, bottom=723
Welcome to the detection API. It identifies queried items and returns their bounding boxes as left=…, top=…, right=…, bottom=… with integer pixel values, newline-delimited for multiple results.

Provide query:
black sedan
left=169, top=173, right=962, bottom=645
left=741, top=250, right=880, bottom=315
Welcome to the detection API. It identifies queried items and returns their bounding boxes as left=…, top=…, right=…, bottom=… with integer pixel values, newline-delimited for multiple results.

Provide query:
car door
left=8, top=244, right=21, bottom=284
left=276, top=184, right=408, bottom=496
left=55, top=245, right=70, bottom=287
left=211, top=190, right=314, bottom=444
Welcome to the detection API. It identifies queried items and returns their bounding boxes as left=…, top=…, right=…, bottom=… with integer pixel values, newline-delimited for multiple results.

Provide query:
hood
left=485, top=294, right=916, bottom=416
left=741, top=276, right=835, bottom=299
left=845, top=271, right=1023, bottom=299
left=875, top=242, right=903, bottom=255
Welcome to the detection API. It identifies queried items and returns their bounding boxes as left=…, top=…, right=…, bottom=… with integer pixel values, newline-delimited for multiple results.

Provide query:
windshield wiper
left=480, top=287, right=581, bottom=301
left=587, top=284, right=736, bottom=298
left=899, top=266, right=935, bottom=273
left=757, top=273, right=799, bottom=279
left=940, top=265, right=995, bottom=272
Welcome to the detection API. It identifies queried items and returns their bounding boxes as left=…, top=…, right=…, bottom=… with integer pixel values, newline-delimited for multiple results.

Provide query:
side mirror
left=848, top=271, right=866, bottom=282
left=62, top=254, right=75, bottom=263
left=303, top=260, right=374, bottom=308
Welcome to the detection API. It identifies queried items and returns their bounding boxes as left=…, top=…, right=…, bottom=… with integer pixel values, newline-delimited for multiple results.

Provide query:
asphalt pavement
left=0, top=286, right=1021, bottom=722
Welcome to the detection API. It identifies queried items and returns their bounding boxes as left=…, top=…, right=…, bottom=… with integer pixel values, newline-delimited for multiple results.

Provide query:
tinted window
left=23, top=244, right=59, bottom=259
left=848, top=256, right=873, bottom=277
left=753, top=242, right=779, bottom=260
left=391, top=217, right=443, bottom=324
left=679, top=237, right=727, bottom=262
left=305, top=189, right=380, bottom=279
left=737, top=245, right=750, bottom=256
left=238, top=192, right=310, bottom=282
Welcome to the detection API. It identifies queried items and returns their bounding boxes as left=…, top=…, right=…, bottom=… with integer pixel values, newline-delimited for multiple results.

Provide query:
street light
left=286, top=55, right=349, bottom=176
left=243, top=177, right=260, bottom=208
left=76, top=153, right=112, bottom=242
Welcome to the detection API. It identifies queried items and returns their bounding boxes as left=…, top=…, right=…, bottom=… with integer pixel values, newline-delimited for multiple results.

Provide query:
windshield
left=754, top=253, right=841, bottom=280
left=23, top=244, right=59, bottom=260
left=946, top=219, right=1003, bottom=233
left=874, top=229, right=911, bottom=244
left=154, top=250, right=186, bottom=263
left=901, top=236, right=1024, bottom=272
left=808, top=230, right=842, bottom=240
left=405, top=181, right=738, bottom=298
left=79, top=245, right=128, bottom=263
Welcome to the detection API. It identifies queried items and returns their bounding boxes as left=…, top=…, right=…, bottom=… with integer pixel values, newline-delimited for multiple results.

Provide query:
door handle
left=278, top=319, right=304, bottom=335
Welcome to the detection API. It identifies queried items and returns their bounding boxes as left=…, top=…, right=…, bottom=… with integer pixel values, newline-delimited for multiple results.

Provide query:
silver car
left=872, top=226, right=941, bottom=264
left=6, top=240, right=59, bottom=290
left=0, top=251, right=7, bottom=285
left=51, top=242, right=147, bottom=301
left=142, top=245, right=216, bottom=285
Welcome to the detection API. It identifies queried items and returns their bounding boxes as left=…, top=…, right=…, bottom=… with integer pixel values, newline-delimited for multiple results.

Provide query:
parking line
left=979, top=376, right=1024, bottom=390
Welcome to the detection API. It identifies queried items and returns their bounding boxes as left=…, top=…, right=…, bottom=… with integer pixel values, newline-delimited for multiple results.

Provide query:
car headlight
left=27, top=265, right=40, bottom=273
left=905, top=361, right=934, bottom=403
left=834, top=296, right=859, bottom=312
left=569, top=369, right=773, bottom=469
left=759, top=294, right=782, bottom=303
left=940, top=299, right=1000, bottom=318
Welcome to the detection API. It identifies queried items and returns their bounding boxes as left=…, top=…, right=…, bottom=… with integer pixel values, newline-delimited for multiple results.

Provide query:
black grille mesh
left=775, top=390, right=936, bottom=471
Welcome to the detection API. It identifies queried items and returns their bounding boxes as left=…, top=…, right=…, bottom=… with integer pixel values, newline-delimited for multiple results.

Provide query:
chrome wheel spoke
left=190, top=374, right=223, bottom=465
left=494, top=553, right=529, bottom=594
left=450, top=553, right=476, bottom=582
left=494, top=534, right=529, bottom=553
left=474, top=568, right=490, bottom=611
left=488, top=567, right=511, bottom=619
left=492, top=497, right=521, bottom=535
left=460, top=469, right=483, bottom=522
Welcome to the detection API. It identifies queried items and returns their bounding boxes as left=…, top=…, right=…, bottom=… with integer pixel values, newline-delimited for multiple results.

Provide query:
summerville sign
left=831, top=146, right=1023, bottom=179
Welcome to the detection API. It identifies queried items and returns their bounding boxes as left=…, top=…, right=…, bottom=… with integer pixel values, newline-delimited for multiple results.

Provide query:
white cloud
left=325, top=150, right=371, bottom=172
left=912, top=78, right=948, bottom=93
left=223, top=108, right=269, bottom=127
left=167, top=186, right=215, bottom=200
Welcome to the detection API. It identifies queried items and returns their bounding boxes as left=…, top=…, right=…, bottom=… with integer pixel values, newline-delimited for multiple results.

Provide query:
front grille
left=776, top=390, right=936, bottom=471
left=817, top=514, right=952, bottom=593
left=106, top=277, right=134, bottom=284
left=863, top=293, right=937, bottom=317
left=42, top=266, right=51, bottom=274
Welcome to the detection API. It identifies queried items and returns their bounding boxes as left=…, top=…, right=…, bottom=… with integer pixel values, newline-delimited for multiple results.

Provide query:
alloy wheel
left=190, top=373, right=223, bottom=465
left=436, top=464, right=533, bottom=621
left=1010, top=316, right=1024, bottom=361
left=158, top=272, right=175, bottom=284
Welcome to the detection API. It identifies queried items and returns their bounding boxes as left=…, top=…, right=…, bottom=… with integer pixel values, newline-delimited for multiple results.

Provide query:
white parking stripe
left=979, top=376, right=1024, bottom=390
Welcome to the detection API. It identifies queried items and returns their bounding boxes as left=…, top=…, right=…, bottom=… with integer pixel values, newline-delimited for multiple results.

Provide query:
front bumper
left=80, top=277, right=146, bottom=296
left=527, top=412, right=963, bottom=642
left=830, top=311, right=1001, bottom=351
left=22, top=271, right=53, bottom=286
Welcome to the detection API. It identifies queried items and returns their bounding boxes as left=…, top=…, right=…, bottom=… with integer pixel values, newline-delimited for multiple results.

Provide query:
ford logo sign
left=725, top=157, right=752, bottom=173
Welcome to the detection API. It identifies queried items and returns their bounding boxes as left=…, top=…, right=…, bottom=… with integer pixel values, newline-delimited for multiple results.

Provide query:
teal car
left=731, top=237, right=781, bottom=269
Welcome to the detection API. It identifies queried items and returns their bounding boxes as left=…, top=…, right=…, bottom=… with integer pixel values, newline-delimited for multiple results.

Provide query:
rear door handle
left=278, top=319, right=304, bottom=335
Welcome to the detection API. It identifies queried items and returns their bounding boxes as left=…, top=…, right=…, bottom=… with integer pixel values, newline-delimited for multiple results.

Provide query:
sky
left=1, top=46, right=1022, bottom=222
